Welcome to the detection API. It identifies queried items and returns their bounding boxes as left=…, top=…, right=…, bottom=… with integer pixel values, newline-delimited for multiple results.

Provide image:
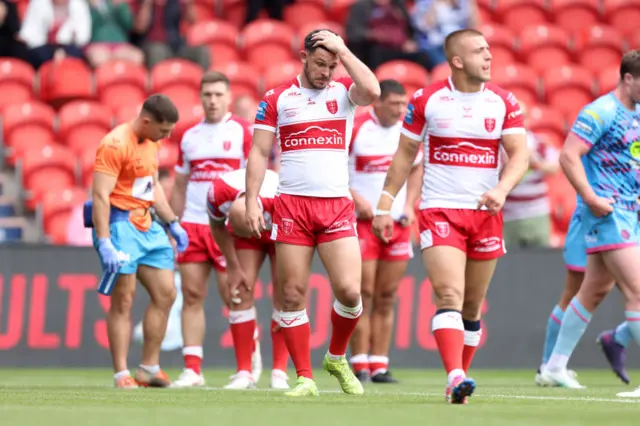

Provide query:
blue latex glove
left=169, top=221, right=189, bottom=253
left=97, top=238, right=120, bottom=273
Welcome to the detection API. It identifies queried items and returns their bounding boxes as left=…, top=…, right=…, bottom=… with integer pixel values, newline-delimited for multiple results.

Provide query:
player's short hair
left=620, top=50, right=640, bottom=80
left=379, top=79, right=406, bottom=100
left=444, top=29, right=485, bottom=61
left=304, top=29, right=339, bottom=54
left=141, top=94, right=179, bottom=124
left=201, top=71, right=230, bottom=89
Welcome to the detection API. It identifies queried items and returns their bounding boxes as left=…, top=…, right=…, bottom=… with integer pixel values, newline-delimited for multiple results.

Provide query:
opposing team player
left=373, top=29, right=529, bottom=403
left=540, top=51, right=640, bottom=395
left=348, top=79, right=422, bottom=383
left=170, top=72, right=254, bottom=387
left=206, top=168, right=290, bottom=389
left=245, top=29, right=381, bottom=396
left=89, top=95, right=189, bottom=388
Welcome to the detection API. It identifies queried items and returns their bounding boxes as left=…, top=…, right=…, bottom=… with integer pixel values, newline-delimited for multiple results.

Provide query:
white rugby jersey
left=175, top=113, right=252, bottom=224
left=402, top=78, right=526, bottom=210
left=349, top=110, right=423, bottom=221
left=253, top=76, right=357, bottom=197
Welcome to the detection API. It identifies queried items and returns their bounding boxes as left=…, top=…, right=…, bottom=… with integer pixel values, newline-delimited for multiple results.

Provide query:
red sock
left=350, top=354, right=369, bottom=373
left=369, top=355, right=388, bottom=375
left=183, top=346, right=203, bottom=375
left=432, top=311, right=465, bottom=374
left=271, top=318, right=289, bottom=371
left=229, top=308, right=256, bottom=373
left=329, top=300, right=363, bottom=356
left=462, top=321, right=482, bottom=373
left=280, top=310, right=313, bottom=379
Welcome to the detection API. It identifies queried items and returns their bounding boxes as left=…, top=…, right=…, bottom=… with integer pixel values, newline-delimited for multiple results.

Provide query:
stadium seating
left=0, top=0, right=638, bottom=245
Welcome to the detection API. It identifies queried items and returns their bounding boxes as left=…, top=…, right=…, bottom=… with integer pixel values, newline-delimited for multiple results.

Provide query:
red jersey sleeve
left=487, top=84, right=526, bottom=135
left=206, top=180, right=226, bottom=222
left=254, top=89, right=278, bottom=133
left=243, top=122, right=253, bottom=161
left=175, top=136, right=189, bottom=175
left=335, top=76, right=355, bottom=104
left=401, top=88, right=428, bottom=141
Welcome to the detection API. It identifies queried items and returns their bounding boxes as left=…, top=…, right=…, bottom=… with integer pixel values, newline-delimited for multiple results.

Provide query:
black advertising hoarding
left=0, top=245, right=636, bottom=368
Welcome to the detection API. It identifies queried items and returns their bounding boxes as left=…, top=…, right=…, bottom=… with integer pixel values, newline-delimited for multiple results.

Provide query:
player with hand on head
left=348, top=79, right=423, bottom=384
left=540, top=51, right=640, bottom=394
left=170, top=72, right=255, bottom=388
left=88, top=94, right=188, bottom=388
left=374, top=29, right=529, bottom=404
left=245, top=29, right=381, bottom=397
left=206, top=168, right=290, bottom=390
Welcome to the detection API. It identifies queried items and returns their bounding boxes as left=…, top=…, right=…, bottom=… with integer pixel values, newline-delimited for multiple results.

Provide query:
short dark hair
left=379, top=79, right=406, bottom=100
left=141, top=94, right=179, bottom=123
left=444, top=29, right=484, bottom=61
left=201, top=71, right=230, bottom=89
left=620, top=50, right=640, bottom=80
left=304, top=29, right=339, bottom=53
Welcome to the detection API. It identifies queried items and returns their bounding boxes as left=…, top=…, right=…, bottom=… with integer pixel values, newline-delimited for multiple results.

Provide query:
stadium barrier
left=0, top=245, right=636, bottom=368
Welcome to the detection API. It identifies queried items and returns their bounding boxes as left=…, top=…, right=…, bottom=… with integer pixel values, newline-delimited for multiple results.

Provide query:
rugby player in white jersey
left=245, top=29, right=381, bottom=396
left=348, top=79, right=423, bottom=383
left=206, top=168, right=290, bottom=389
left=374, top=29, right=529, bottom=404
left=170, top=72, right=255, bottom=387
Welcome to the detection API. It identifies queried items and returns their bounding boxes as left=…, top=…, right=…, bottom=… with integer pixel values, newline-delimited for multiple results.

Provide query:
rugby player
left=245, top=29, right=381, bottom=396
left=374, top=29, right=529, bottom=403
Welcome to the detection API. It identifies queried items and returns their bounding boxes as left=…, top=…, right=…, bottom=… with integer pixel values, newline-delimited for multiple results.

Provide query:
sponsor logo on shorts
left=472, top=236, right=503, bottom=253
left=279, top=120, right=347, bottom=152
left=621, top=229, right=631, bottom=240
left=190, top=159, right=242, bottom=182
left=434, top=221, right=450, bottom=238
left=429, top=136, right=499, bottom=169
left=325, top=220, right=352, bottom=234
left=282, top=218, right=294, bottom=235
left=355, top=155, right=393, bottom=173
left=389, top=242, right=412, bottom=257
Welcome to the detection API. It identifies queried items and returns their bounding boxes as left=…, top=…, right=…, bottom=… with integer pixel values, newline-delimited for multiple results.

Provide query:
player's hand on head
left=169, top=221, right=189, bottom=253
left=585, top=195, right=615, bottom=217
left=477, top=186, right=507, bottom=215
left=245, top=197, right=266, bottom=238
left=372, top=212, right=394, bottom=244
left=311, top=30, right=347, bottom=55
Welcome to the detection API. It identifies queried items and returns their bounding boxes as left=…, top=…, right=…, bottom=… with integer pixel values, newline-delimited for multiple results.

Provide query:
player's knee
left=361, top=285, right=374, bottom=303
left=281, top=283, right=306, bottom=310
left=153, top=284, right=177, bottom=310
left=373, top=290, right=396, bottom=314
left=435, top=286, right=463, bottom=309
left=182, top=283, right=206, bottom=306
left=111, top=292, right=134, bottom=315
left=334, top=287, right=361, bottom=308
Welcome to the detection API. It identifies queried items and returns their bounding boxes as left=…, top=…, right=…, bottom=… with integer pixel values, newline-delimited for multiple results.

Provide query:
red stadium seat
left=188, top=20, right=240, bottom=67
left=241, top=19, right=296, bottom=71
left=490, top=64, right=540, bottom=105
left=38, top=58, right=93, bottom=105
left=21, top=144, right=77, bottom=210
left=527, top=105, right=566, bottom=149
left=58, top=101, right=113, bottom=155
left=158, top=85, right=200, bottom=107
left=215, top=61, right=261, bottom=100
left=430, top=63, right=450, bottom=82
left=575, top=25, right=624, bottom=75
left=327, top=0, right=356, bottom=25
left=284, top=2, right=329, bottom=31
left=604, top=0, right=640, bottom=39
left=0, top=58, right=34, bottom=111
left=150, top=59, right=204, bottom=93
left=170, top=103, right=204, bottom=144
left=80, top=149, right=97, bottom=188
left=551, top=0, right=601, bottom=34
left=375, top=60, right=429, bottom=96
left=597, top=66, right=619, bottom=96
left=548, top=172, right=576, bottom=234
left=2, top=101, right=56, bottom=165
left=264, top=61, right=301, bottom=93
left=41, top=186, right=87, bottom=237
left=519, top=24, right=573, bottom=73
left=95, top=60, right=148, bottom=112
left=221, top=0, right=255, bottom=28
left=543, top=65, right=594, bottom=121
left=480, top=23, right=517, bottom=66
left=114, top=103, right=142, bottom=125
left=494, top=0, right=549, bottom=33
left=297, top=21, right=345, bottom=50
left=159, top=142, right=180, bottom=170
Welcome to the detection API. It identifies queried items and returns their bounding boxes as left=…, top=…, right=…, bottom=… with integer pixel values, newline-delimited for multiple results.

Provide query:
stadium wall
left=0, top=245, right=636, bottom=369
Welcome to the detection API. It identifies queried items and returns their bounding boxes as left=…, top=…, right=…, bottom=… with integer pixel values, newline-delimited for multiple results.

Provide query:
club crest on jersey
left=326, top=99, right=338, bottom=115
left=282, top=218, right=294, bottom=235
left=484, top=118, right=496, bottom=132
left=435, top=221, right=450, bottom=238
left=223, top=141, right=232, bottom=151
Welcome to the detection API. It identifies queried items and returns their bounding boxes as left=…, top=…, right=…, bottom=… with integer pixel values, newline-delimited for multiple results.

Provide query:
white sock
left=546, top=354, right=569, bottom=372
left=447, top=368, right=465, bottom=384
left=114, top=370, right=130, bottom=381
left=327, top=352, right=342, bottom=360
left=140, top=364, right=160, bottom=375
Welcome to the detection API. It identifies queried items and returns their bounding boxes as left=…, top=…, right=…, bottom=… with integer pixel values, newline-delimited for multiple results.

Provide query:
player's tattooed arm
left=152, top=171, right=179, bottom=223
left=498, top=133, right=530, bottom=194
left=377, top=135, right=421, bottom=211
left=169, top=172, right=188, bottom=219
left=92, top=172, right=118, bottom=239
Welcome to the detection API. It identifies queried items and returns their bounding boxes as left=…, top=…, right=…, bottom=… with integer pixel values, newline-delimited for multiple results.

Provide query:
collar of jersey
left=446, top=76, right=485, bottom=98
left=201, top=112, right=232, bottom=126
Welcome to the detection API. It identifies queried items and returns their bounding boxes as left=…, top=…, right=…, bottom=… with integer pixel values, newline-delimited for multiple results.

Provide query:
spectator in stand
left=0, top=0, right=29, bottom=60
left=130, top=0, right=209, bottom=70
left=412, top=0, right=481, bottom=68
left=19, top=0, right=91, bottom=69
left=85, top=0, right=144, bottom=67
left=245, top=0, right=287, bottom=23
left=346, top=0, right=432, bottom=71
left=232, top=95, right=258, bottom=122
left=502, top=103, right=559, bottom=248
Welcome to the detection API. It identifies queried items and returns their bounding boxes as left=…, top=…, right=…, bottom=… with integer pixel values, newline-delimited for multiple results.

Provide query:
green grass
left=1, top=369, right=639, bottom=425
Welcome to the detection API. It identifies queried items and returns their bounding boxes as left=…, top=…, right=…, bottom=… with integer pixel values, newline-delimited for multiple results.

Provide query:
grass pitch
left=1, top=369, right=639, bottom=426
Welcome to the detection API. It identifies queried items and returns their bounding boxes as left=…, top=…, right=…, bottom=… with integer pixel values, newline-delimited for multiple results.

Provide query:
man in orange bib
left=89, top=95, right=189, bottom=388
